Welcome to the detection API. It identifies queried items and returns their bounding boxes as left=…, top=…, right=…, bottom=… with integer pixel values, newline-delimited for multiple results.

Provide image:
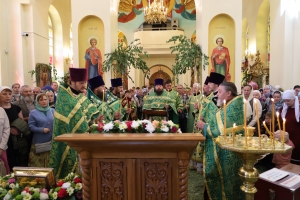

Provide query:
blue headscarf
left=35, top=93, right=50, bottom=112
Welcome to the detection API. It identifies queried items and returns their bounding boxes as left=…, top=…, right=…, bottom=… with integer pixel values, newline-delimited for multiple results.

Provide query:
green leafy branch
left=166, top=35, right=209, bottom=84
left=102, top=39, right=149, bottom=84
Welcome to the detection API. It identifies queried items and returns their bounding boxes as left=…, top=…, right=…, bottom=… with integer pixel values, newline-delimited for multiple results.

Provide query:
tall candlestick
left=232, top=123, right=236, bottom=146
left=254, top=99, right=261, bottom=146
left=283, top=118, right=286, bottom=144
left=223, top=100, right=227, bottom=142
left=271, top=98, right=275, bottom=134
left=244, top=99, right=247, bottom=146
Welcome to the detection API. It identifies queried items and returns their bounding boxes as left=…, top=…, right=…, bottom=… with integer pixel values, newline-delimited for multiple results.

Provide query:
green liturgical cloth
left=49, top=85, right=99, bottom=179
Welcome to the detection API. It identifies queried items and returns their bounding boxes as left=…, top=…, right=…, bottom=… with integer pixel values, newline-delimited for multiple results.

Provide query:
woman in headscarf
left=28, top=94, right=54, bottom=167
left=243, top=85, right=262, bottom=128
left=268, top=90, right=284, bottom=112
left=280, top=90, right=300, bottom=165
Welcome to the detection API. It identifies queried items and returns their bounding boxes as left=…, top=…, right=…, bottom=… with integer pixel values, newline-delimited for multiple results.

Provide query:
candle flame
left=254, top=98, right=257, bottom=103
left=243, top=99, right=247, bottom=103
left=223, top=100, right=226, bottom=104
left=233, top=123, right=236, bottom=127
left=263, top=121, right=266, bottom=124
left=283, top=118, right=286, bottom=122
left=276, top=111, right=279, bottom=117
left=271, top=98, right=274, bottom=102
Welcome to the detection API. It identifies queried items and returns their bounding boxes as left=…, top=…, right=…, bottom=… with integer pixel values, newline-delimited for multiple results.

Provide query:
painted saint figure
left=211, top=37, right=231, bottom=81
left=85, top=38, right=103, bottom=79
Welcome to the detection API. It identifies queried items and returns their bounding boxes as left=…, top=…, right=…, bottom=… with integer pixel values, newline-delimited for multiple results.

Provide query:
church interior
left=0, top=0, right=300, bottom=200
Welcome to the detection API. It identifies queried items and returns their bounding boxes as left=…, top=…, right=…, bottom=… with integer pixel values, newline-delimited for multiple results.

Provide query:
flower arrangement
left=0, top=172, right=82, bottom=200
left=90, top=119, right=182, bottom=134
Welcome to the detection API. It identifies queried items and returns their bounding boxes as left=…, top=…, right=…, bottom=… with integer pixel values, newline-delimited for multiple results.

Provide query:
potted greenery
left=102, top=39, right=149, bottom=88
left=166, top=35, right=209, bottom=86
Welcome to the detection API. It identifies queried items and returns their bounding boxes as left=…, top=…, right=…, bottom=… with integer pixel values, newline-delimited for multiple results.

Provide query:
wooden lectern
left=55, top=133, right=205, bottom=200
left=143, top=109, right=168, bottom=120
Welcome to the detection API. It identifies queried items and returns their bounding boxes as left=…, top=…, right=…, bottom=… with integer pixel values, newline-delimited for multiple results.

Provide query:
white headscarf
left=281, top=90, right=299, bottom=122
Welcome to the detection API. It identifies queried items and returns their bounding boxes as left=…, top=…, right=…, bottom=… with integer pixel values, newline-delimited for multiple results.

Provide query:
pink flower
left=8, top=178, right=15, bottom=184
left=41, top=188, right=48, bottom=194
left=114, top=120, right=121, bottom=124
left=162, top=121, right=168, bottom=125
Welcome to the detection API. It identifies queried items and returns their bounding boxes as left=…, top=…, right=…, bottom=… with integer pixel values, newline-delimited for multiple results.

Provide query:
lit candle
left=232, top=123, right=236, bottom=146
left=223, top=100, right=226, bottom=141
left=271, top=98, right=275, bottom=135
left=263, top=121, right=272, bottom=136
left=283, top=118, right=286, bottom=144
left=254, top=99, right=261, bottom=146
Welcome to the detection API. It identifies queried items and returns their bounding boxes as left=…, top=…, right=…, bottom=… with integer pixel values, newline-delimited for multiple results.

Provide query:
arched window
left=267, top=16, right=270, bottom=67
left=48, top=15, right=53, bottom=64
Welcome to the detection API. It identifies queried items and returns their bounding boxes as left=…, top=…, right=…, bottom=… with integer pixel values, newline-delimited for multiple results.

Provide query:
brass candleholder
left=216, top=134, right=293, bottom=200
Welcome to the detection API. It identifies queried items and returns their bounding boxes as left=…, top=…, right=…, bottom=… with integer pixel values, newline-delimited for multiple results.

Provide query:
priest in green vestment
left=143, top=78, right=176, bottom=121
left=49, top=68, right=100, bottom=179
left=196, top=82, right=245, bottom=200
left=164, top=79, right=184, bottom=124
left=186, top=83, right=202, bottom=133
left=106, top=78, right=127, bottom=120
left=87, top=75, right=119, bottom=122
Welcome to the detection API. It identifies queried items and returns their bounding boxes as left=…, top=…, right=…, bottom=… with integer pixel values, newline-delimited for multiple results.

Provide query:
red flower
left=57, top=188, right=68, bottom=198
left=23, top=187, right=30, bottom=193
left=171, top=126, right=177, bottom=133
left=57, top=180, right=64, bottom=187
left=98, top=122, right=104, bottom=132
left=126, top=121, right=133, bottom=131
left=73, top=177, right=82, bottom=184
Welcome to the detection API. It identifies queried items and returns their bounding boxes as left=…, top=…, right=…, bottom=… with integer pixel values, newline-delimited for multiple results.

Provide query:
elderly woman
left=262, top=85, right=273, bottom=103
left=243, top=85, right=262, bottom=128
left=46, top=91, right=55, bottom=108
left=28, top=94, right=54, bottom=167
left=280, top=90, right=300, bottom=165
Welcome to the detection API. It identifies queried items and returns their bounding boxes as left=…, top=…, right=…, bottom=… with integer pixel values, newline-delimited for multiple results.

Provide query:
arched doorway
left=149, top=70, right=171, bottom=86
left=146, top=65, right=173, bottom=86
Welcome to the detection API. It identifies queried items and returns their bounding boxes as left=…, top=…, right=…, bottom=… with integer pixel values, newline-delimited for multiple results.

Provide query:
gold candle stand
left=216, top=127, right=293, bottom=200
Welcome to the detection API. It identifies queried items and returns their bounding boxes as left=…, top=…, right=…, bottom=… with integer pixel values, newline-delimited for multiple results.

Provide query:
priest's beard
left=217, top=99, right=224, bottom=107
left=96, top=91, right=106, bottom=101
left=154, top=88, right=163, bottom=96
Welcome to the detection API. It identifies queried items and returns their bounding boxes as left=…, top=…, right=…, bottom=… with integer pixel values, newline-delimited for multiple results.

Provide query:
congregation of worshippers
left=0, top=68, right=299, bottom=196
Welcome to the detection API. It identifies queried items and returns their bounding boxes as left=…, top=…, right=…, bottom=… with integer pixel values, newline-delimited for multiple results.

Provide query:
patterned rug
left=188, top=169, right=205, bottom=200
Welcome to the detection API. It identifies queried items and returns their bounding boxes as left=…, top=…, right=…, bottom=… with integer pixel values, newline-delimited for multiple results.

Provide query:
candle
left=223, top=100, right=226, bottom=141
left=263, top=121, right=272, bottom=136
left=254, top=99, right=261, bottom=146
left=271, top=98, right=275, bottom=135
left=244, top=99, right=247, bottom=146
left=276, top=112, right=282, bottom=131
left=232, top=123, right=236, bottom=146
left=283, top=118, right=286, bottom=144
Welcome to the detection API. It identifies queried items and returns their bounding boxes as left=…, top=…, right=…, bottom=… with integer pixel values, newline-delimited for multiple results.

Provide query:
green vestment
left=167, top=90, right=183, bottom=124
left=186, top=93, right=202, bottom=133
left=202, top=95, right=245, bottom=200
left=87, top=87, right=114, bottom=122
left=105, top=91, right=125, bottom=120
left=49, top=85, right=99, bottom=179
left=143, top=90, right=176, bottom=121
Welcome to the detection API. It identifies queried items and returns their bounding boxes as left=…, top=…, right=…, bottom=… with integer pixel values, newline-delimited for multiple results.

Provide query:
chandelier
left=144, top=0, right=168, bottom=24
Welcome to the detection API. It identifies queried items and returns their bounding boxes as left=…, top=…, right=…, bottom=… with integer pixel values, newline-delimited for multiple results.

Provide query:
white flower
left=118, top=122, right=128, bottom=131
left=145, top=123, right=155, bottom=133
left=24, top=193, right=32, bottom=200
left=177, top=128, right=182, bottom=133
left=167, top=120, right=174, bottom=127
left=62, top=182, right=71, bottom=189
left=67, top=187, right=74, bottom=195
left=131, top=121, right=140, bottom=129
left=9, top=183, right=15, bottom=189
left=40, top=193, right=49, bottom=200
left=103, top=121, right=114, bottom=131
left=29, top=187, right=34, bottom=191
left=21, top=191, right=28, bottom=196
left=161, top=125, right=169, bottom=132
left=11, top=173, right=14, bottom=178
left=142, top=119, right=151, bottom=124
left=52, top=192, right=58, bottom=200
left=3, top=193, right=11, bottom=200
left=33, top=188, right=40, bottom=193
left=75, top=183, right=82, bottom=190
